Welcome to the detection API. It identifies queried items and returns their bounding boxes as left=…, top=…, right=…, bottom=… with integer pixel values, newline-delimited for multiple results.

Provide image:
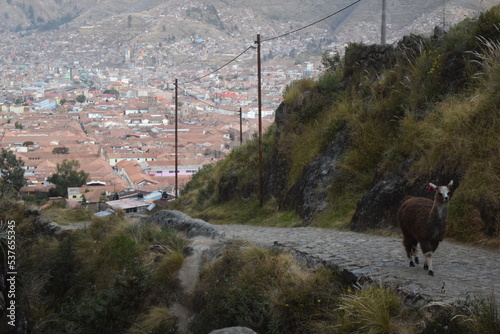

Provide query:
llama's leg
left=424, top=252, right=433, bottom=276
left=403, top=237, right=417, bottom=267
left=413, top=243, right=419, bottom=265
left=425, top=240, right=440, bottom=276
left=420, top=241, right=434, bottom=276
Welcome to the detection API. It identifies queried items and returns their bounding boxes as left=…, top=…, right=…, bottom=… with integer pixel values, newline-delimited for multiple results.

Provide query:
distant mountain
left=0, top=0, right=497, bottom=45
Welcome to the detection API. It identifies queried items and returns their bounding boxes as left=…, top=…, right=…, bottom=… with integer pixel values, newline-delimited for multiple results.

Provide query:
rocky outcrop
left=266, top=97, right=352, bottom=225
left=344, top=34, right=425, bottom=75
left=344, top=26, right=449, bottom=76
left=349, top=177, right=408, bottom=231
left=149, top=210, right=224, bottom=239
left=254, top=29, right=483, bottom=233
left=281, top=127, right=351, bottom=224
left=265, top=102, right=297, bottom=205
left=27, top=211, right=69, bottom=240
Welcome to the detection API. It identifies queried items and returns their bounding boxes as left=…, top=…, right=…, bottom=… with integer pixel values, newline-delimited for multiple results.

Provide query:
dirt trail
left=170, top=236, right=218, bottom=333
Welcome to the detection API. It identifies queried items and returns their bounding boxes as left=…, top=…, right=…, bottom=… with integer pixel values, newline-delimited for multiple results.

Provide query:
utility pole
left=239, top=107, right=243, bottom=145
left=442, top=0, right=446, bottom=28
left=381, top=0, right=387, bottom=44
left=175, top=78, right=179, bottom=198
left=256, top=34, right=263, bottom=207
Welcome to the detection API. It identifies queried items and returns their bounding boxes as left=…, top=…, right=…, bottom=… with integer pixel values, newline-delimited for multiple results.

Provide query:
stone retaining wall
left=149, top=210, right=225, bottom=239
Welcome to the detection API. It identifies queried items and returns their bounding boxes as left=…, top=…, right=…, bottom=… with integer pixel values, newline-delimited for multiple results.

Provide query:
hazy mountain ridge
left=0, top=0, right=497, bottom=45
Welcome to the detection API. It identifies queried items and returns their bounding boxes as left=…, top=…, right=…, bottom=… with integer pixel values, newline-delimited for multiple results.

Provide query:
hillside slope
left=175, top=5, right=500, bottom=245
left=0, top=0, right=497, bottom=46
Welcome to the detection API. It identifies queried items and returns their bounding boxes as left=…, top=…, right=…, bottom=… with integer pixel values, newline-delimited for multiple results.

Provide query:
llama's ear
left=428, top=183, right=437, bottom=192
left=447, top=180, right=453, bottom=189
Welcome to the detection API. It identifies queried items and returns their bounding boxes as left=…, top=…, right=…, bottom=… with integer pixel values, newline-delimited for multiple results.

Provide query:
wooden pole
left=239, top=107, right=243, bottom=145
left=175, top=79, right=178, bottom=198
left=442, top=0, right=446, bottom=28
left=257, top=34, right=263, bottom=206
left=381, top=0, right=387, bottom=44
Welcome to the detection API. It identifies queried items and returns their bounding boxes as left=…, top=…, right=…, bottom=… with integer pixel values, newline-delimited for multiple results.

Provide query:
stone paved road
left=214, top=225, right=500, bottom=307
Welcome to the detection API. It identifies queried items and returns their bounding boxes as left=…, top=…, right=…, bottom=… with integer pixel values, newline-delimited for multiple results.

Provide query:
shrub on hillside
left=9, top=209, right=187, bottom=333
left=189, top=242, right=345, bottom=333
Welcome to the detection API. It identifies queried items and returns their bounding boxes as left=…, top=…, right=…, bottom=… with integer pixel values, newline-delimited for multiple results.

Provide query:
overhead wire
left=180, top=0, right=363, bottom=84
left=261, top=0, right=363, bottom=42
left=182, top=45, right=254, bottom=84
left=175, top=84, right=241, bottom=113
left=176, top=0, right=364, bottom=109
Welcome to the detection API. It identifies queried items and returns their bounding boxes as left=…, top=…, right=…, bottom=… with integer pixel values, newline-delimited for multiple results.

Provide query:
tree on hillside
left=103, top=89, right=119, bottom=99
left=47, top=160, right=89, bottom=197
left=321, top=50, right=341, bottom=72
left=76, top=94, right=86, bottom=103
left=52, top=147, right=69, bottom=154
left=0, top=150, right=26, bottom=198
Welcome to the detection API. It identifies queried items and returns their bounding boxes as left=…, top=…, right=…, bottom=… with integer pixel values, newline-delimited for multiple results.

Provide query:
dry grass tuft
left=336, top=285, right=403, bottom=334
left=129, top=306, right=178, bottom=334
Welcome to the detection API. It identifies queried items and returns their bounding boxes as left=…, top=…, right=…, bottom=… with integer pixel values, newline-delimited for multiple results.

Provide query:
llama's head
left=428, top=180, right=453, bottom=203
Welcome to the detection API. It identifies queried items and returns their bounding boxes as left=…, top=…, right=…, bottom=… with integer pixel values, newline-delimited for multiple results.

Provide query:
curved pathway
left=213, top=225, right=500, bottom=307
left=54, top=211, right=499, bottom=309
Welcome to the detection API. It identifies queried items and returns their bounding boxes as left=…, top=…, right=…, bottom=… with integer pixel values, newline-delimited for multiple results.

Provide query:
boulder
left=32, top=216, right=67, bottom=239
left=349, top=177, right=407, bottom=231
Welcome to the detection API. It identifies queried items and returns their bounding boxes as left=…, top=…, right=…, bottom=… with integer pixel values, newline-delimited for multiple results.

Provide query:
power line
left=182, top=45, right=254, bottom=84
left=261, top=0, right=363, bottom=43
left=178, top=0, right=363, bottom=84
left=174, top=1, right=364, bottom=114
left=174, top=82, right=240, bottom=113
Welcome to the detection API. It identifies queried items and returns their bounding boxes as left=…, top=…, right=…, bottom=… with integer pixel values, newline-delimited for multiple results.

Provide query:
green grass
left=188, top=198, right=301, bottom=227
left=311, top=197, right=359, bottom=230
left=42, top=206, right=93, bottom=224
left=283, top=78, right=317, bottom=106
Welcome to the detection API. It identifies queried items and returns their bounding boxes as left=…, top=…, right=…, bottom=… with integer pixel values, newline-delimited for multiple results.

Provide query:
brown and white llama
left=398, top=180, right=453, bottom=276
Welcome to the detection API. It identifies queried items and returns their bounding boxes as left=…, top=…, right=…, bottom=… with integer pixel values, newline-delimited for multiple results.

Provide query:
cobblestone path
left=214, top=225, right=500, bottom=307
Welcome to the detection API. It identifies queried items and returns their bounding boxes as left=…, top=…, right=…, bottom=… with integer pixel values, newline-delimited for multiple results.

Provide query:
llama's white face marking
left=429, top=180, right=453, bottom=203
left=437, top=186, right=451, bottom=202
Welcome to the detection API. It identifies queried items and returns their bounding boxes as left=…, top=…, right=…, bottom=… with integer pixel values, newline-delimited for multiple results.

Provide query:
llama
left=398, top=180, right=453, bottom=276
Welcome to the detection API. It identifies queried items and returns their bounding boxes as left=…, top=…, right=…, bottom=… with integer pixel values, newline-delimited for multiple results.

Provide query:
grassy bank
left=172, top=6, right=500, bottom=246
left=1, top=201, right=498, bottom=333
